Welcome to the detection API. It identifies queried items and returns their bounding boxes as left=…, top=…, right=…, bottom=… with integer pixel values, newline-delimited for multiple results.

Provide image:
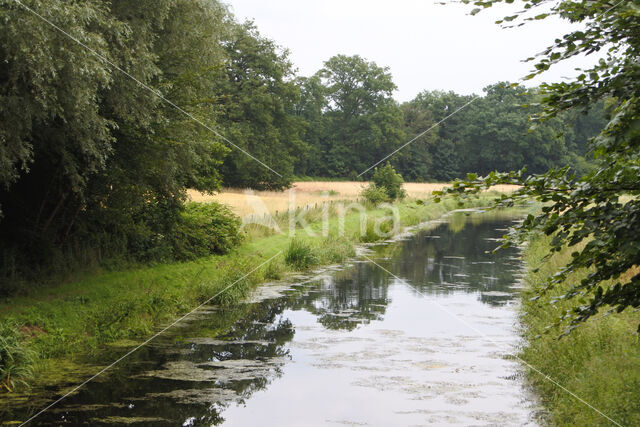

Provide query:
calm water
left=9, top=213, right=538, bottom=426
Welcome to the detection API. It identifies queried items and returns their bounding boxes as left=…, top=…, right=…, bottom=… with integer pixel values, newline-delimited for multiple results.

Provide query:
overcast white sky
left=226, top=0, right=596, bottom=102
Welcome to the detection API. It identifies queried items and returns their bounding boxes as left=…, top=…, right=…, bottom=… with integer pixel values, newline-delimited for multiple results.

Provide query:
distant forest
left=0, top=0, right=606, bottom=279
left=293, top=58, right=607, bottom=182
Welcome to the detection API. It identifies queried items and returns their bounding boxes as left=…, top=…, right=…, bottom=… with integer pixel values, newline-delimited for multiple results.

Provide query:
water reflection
left=5, top=214, right=534, bottom=426
left=383, top=214, right=523, bottom=306
left=287, top=266, right=390, bottom=331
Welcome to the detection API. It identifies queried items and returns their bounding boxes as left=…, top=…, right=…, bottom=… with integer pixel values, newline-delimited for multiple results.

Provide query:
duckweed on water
left=0, top=194, right=511, bottom=396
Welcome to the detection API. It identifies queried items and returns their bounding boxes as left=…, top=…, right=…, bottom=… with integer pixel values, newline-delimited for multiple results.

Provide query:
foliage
left=293, top=74, right=605, bottom=181
left=264, top=258, right=285, bottom=280
left=360, top=183, right=389, bottom=205
left=169, top=202, right=242, bottom=261
left=216, top=21, right=304, bottom=190
left=284, top=239, right=318, bottom=270
left=372, top=163, right=406, bottom=201
left=315, top=235, right=356, bottom=264
left=0, top=0, right=298, bottom=288
left=0, top=321, right=34, bottom=392
left=521, top=235, right=640, bottom=425
left=294, top=55, right=405, bottom=177
left=361, top=164, right=406, bottom=205
left=396, top=101, right=437, bottom=181
left=360, top=218, right=394, bottom=243
left=438, top=0, right=640, bottom=333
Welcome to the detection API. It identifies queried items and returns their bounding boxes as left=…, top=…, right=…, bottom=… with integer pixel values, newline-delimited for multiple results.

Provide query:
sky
left=226, top=0, right=596, bottom=102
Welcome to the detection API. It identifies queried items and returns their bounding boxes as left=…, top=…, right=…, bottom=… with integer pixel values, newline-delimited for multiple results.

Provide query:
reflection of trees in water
left=287, top=263, right=391, bottom=331
left=163, top=299, right=296, bottom=425
left=27, top=299, right=295, bottom=426
left=381, top=219, right=523, bottom=305
left=24, top=217, right=524, bottom=426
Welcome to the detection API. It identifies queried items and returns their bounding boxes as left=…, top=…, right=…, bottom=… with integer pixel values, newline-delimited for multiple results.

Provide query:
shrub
left=169, top=202, right=242, bottom=261
left=360, top=218, right=395, bottom=243
left=284, top=239, right=318, bottom=270
left=372, top=163, right=406, bottom=201
left=264, top=259, right=285, bottom=280
left=0, top=321, right=35, bottom=392
left=361, top=183, right=389, bottom=205
left=316, top=236, right=356, bottom=263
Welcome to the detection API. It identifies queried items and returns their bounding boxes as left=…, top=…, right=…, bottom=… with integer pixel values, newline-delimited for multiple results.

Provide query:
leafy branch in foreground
left=440, top=0, right=640, bottom=334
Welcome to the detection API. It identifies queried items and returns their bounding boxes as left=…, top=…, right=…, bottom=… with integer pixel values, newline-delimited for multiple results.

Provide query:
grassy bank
left=0, top=195, right=499, bottom=394
left=521, top=234, right=640, bottom=426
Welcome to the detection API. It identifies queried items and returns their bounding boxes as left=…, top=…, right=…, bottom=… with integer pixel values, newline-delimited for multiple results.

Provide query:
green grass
left=284, top=239, right=318, bottom=269
left=0, top=320, right=35, bottom=392
left=520, top=234, right=640, bottom=426
left=0, top=193, right=501, bottom=393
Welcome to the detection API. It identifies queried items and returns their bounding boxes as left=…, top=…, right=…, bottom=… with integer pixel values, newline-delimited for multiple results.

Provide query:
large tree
left=0, top=0, right=297, bottom=279
left=406, top=90, right=475, bottom=181
left=293, top=75, right=329, bottom=177
left=316, top=55, right=405, bottom=178
left=461, top=83, right=570, bottom=176
left=396, top=100, right=437, bottom=181
left=217, top=21, right=304, bottom=190
left=439, top=0, right=640, bottom=333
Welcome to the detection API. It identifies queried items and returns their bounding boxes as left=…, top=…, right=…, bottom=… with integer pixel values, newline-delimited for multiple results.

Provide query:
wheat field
left=187, top=182, right=519, bottom=217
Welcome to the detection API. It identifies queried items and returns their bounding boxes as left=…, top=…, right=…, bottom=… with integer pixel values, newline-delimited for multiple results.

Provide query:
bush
left=360, top=218, right=395, bottom=243
left=284, top=239, right=318, bottom=270
left=264, top=259, right=285, bottom=280
left=0, top=321, right=34, bottom=392
left=361, top=183, right=389, bottom=205
left=372, top=163, right=406, bottom=201
left=169, top=202, right=242, bottom=261
left=316, top=235, right=356, bottom=263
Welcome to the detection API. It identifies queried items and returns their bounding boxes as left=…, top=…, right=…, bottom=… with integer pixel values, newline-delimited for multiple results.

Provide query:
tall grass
left=0, top=193, right=510, bottom=393
left=520, top=234, right=640, bottom=426
left=360, top=217, right=395, bottom=243
left=0, top=321, right=34, bottom=392
left=189, top=182, right=520, bottom=217
left=284, top=239, right=318, bottom=270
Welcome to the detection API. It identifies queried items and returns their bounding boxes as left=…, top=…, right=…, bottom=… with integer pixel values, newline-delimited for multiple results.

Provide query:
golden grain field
left=187, top=182, right=519, bottom=217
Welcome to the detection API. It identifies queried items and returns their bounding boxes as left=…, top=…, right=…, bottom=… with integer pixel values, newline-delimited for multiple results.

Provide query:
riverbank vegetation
left=443, top=0, right=640, bottom=331
left=521, top=235, right=640, bottom=425
left=1, top=0, right=633, bottom=421
left=443, top=1, right=640, bottom=424
left=0, top=194, right=495, bottom=394
left=0, top=0, right=605, bottom=296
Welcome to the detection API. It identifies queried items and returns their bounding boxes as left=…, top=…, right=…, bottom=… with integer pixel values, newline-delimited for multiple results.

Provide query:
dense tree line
left=293, top=59, right=607, bottom=180
left=0, top=0, right=606, bottom=286
left=0, top=0, right=298, bottom=285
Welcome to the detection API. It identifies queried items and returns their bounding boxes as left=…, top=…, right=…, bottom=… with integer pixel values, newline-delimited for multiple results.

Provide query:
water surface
left=9, top=213, right=538, bottom=426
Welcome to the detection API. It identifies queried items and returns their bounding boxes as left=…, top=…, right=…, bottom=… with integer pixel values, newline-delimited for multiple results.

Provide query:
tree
left=461, top=83, right=570, bottom=176
left=0, top=0, right=181, bottom=271
left=292, top=75, right=328, bottom=177
left=396, top=101, right=437, bottom=181
left=217, top=21, right=304, bottom=190
left=406, top=90, right=474, bottom=180
left=316, top=55, right=405, bottom=177
left=0, top=0, right=293, bottom=282
left=439, top=0, right=640, bottom=333
left=372, top=163, right=406, bottom=201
